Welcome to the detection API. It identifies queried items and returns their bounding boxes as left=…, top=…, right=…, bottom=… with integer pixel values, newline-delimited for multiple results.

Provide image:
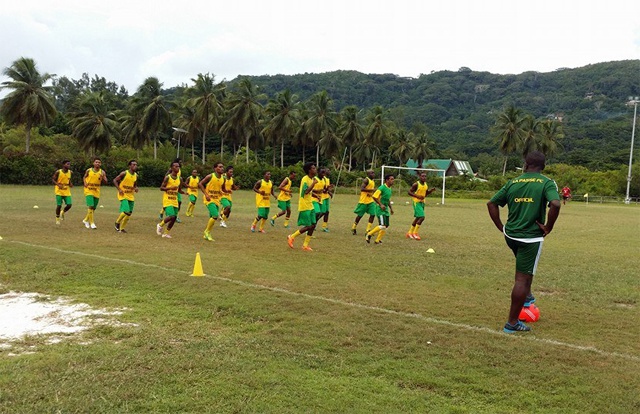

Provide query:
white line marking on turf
left=7, top=239, right=640, bottom=362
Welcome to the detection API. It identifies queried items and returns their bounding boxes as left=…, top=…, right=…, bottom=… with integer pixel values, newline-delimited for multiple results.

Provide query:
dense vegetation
left=0, top=57, right=638, bottom=197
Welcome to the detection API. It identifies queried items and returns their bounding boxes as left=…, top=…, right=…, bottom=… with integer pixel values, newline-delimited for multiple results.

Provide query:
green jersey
left=372, top=184, right=392, bottom=217
left=490, top=172, right=559, bottom=239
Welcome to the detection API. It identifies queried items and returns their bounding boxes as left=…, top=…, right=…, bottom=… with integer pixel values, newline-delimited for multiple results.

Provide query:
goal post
left=381, top=165, right=447, bottom=205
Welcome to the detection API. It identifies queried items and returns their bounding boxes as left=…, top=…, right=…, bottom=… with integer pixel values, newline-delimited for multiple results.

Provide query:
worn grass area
left=0, top=184, right=638, bottom=413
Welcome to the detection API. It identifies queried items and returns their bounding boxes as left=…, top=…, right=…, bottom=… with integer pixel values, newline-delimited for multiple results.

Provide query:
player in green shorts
left=287, top=163, right=319, bottom=251
left=352, top=169, right=377, bottom=235
left=406, top=172, right=436, bottom=240
left=366, top=174, right=395, bottom=244
left=52, top=160, right=73, bottom=225
left=271, top=171, right=296, bottom=228
left=488, top=151, right=561, bottom=334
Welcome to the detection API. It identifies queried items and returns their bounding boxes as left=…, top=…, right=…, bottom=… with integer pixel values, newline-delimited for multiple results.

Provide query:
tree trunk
left=316, top=146, right=320, bottom=166
left=246, top=135, right=250, bottom=163
left=201, top=127, right=207, bottom=165
left=25, top=121, right=32, bottom=153
left=302, top=146, right=306, bottom=164
left=348, top=147, right=353, bottom=172
left=280, top=141, right=284, bottom=168
left=153, top=136, right=157, bottom=160
left=191, top=141, right=195, bottom=163
left=502, top=156, right=508, bottom=176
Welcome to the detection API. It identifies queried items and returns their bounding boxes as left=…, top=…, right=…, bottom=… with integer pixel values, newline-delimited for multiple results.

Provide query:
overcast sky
left=1, top=0, right=639, bottom=94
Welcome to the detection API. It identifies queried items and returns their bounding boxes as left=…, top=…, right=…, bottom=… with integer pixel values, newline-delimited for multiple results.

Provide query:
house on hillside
left=405, top=159, right=475, bottom=178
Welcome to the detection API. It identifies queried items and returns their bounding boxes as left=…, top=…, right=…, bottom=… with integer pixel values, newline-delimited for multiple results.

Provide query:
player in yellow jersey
left=198, top=162, right=225, bottom=241
left=312, top=167, right=327, bottom=223
left=156, top=161, right=183, bottom=238
left=219, top=166, right=239, bottom=228
left=184, top=169, right=200, bottom=217
left=287, top=162, right=319, bottom=251
left=52, top=160, right=73, bottom=225
left=319, top=167, right=335, bottom=232
left=406, top=172, right=436, bottom=240
left=159, top=158, right=183, bottom=222
left=270, top=171, right=296, bottom=228
left=366, top=174, right=395, bottom=245
left=113, top=160, right=138, bottom=233
left=82, top=157, right=107, bottom=229
left=351, top=170, right=377, bottom=235
left=251, top=171, right=276, bottom=233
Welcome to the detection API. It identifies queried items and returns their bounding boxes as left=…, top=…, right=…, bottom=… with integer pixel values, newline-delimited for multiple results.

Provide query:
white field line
left=6, top=239, right=640, bottom=362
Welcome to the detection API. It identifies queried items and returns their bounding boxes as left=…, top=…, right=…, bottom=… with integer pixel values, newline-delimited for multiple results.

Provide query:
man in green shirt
left=366, top=174, right=395, bottom=244
left=487, top=151, right=561, bottom=333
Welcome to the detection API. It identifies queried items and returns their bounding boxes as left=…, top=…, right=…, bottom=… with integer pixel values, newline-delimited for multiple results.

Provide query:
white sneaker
left=156, top=223, right=163, bottom=235
left=219, top=221, right=227, bottom=228
left=90, top=223, right=97, bottom=229
left=83, top=219, right=90, bottom=228
left=162, top=233, right=172, bottom=238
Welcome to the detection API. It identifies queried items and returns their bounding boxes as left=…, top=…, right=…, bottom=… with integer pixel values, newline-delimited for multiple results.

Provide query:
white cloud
left=1, top=0, right=638, bottom=94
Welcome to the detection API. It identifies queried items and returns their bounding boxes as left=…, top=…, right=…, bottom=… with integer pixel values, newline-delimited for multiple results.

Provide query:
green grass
left=0, top=184, right=638, bottom=413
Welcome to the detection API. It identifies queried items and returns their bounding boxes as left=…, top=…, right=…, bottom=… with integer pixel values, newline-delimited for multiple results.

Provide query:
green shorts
left=376, top=214, right=390, bottom=228
left=322, top=198, right=330, bottom=212
left=413, top=201, right=425, bottom=218
left=85, top=195, right=99, bottom=209
left=177, top=193, right=182, bottom=203
left=313, top=201, right=326, bottom=215
left=119, top=200, right=135, bottom=214
left=206, top=203, right=220, bottom=218
left=56, top=195, right=72, bottom=206
left=277, top=200, right=291, bottom=211
left=297, top=209, right=317, bottom=227
left=257, top=207, right=270, bottom=219
left=505, top=237, right=543, bottom=275
left=189, top=194, right=198, bottom=204
left=221, top=198, right=232, bottom=209
left=354, top=202, right=376, bottom=216
left=164, top=206, right=178, bottom=217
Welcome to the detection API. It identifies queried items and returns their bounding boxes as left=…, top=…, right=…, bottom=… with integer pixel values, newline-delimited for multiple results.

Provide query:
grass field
left=0, top=184, right=638, bottom=413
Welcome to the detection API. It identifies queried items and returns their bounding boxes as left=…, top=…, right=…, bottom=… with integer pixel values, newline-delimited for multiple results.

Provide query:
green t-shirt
left=373, top=184, right=392, bottom=217
left=490, top=172, right=560, bottom=238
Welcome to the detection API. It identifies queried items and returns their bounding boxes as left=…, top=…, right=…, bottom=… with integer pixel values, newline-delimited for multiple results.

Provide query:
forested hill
left=240, top=60, right=640, bottom=169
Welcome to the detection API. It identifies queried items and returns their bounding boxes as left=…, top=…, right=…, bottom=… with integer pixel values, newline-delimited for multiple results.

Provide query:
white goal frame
left=381, top=165, right=447, bottom=205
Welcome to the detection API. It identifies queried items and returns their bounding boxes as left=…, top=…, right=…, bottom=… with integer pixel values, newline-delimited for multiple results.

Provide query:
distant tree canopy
left=1, top=58, right=638, bottom=176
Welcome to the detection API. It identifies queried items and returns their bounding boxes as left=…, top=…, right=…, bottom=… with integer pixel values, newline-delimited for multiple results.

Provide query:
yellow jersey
left=298, top=175, right=316, bottom=212
left=117, top=171, right=137, bottom=201
left=204, top=173, right=224, bottom=206
left=162, top=174, right=180, bottom=208
left=222, top=176, right=234, bottom=201
left=412, top=181, right=429, bottom=203
left=84, top=168, right=103, bottom=197
left=358, top=178, right=375, bottom=204
left=312, top=176, right=326, bottom=204
left=277, top=177, right=292, bottom=201
left=186, top=176, right=200, bottom=196
left=255, top=179, right=273, bottom=208
left=321, top=177, right=331, bottom=201
left=54, top=169, right=72, bottom=196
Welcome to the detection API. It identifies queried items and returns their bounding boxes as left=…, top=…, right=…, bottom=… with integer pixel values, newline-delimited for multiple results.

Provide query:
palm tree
left=134, top=77, right=172, bottom=159
left=303, top=91, right=339, bottom=165
left=337, top=106, right=364, bottom=171
left=174, top=103, right=201, bottom=163
left=262, top=89, right=301, bottom=167
left=0, top=57, right=57, bottom=153
left=520, top=115, right=540, bottom=157
left=412, top=133, right=434, bottom=169
left=186, top=73, right=224, bottom=164
left=389, top=129, right=416, bottom=165
left=68, top=91, right=119, bottom=155
left=119, top=105, right=145, bottom=156
left=493, top=105, right=526, bottom=175
left=292, top=104, right=313, bottom=164
left=537, top=119, right=564, bottom=158
left=363, top=106, right=391, bottom=168
left=219, top=78, right=265, bottom=163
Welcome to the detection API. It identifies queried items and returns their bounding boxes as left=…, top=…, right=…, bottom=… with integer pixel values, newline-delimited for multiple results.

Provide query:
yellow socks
left=365, top=222, right=373, bottom=232
left=367, top=226, right=381, bottom=236
left=376, top=229, right=386, bottom=243
left=120, top=214, right=130, bottom=230
left=206, top=218, right=216, bottom=233
left=291, top=230, right=301, bottom=239
left=116, top=212, right=126, bottom=224
left=414, top=224, right=420, bottom=235
left=259, top=219, right=266, bottom=231
left=303, top=235, right=312, bottom=247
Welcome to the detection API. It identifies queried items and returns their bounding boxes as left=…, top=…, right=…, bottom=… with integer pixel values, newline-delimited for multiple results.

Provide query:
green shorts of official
left=376, top=214, right=390, bottom=228
left=313, top=201, right=326, bottom=215
left=56, top=195, right=72, bottom=206
left=277, top=200, right=291, bottom=211
left=206, top=203, right=220, bottom=218
left=257, top=207, right=270, bottom=219
left=505, top=236, right=543, bottom=275
left=119, top=200, right=135, bottom=214
left=189, top=194, right=198, bottom=204
left=353, top=202, right=376, bottom=217
left=221, top=198, right=232, bottom=209
left=413, top=200, right=425, bottom=218
left=297, top=210, right=317, bottom=227
left=164, top=205, right=178, bottom=217
left=322, top=198, right=330, bottom=212
left=85, top=195, right=99, bottom=209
